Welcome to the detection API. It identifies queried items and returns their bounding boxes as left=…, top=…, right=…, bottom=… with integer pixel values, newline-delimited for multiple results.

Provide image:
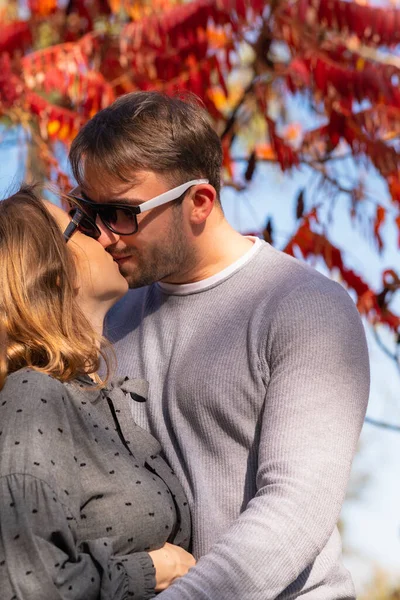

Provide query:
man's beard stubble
left=118, top=213, right=197, bottom=289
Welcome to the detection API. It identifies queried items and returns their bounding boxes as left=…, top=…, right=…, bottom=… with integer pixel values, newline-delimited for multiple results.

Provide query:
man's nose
left=96, top=217, right=120, bottom=248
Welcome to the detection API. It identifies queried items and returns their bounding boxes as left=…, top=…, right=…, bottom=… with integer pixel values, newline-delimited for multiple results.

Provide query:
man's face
left=80, top=168, right=197, bottom=288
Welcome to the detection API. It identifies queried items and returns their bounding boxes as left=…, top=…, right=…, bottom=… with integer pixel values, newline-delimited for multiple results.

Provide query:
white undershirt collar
left=157, top=236, right=263, bottom=296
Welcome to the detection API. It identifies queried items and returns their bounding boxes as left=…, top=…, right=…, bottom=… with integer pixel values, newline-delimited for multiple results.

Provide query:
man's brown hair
left=69, top=91, right=223, bottom=198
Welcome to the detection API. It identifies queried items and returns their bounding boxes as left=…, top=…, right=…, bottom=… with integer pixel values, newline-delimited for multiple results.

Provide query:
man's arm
left=157, top=279, right=369, bottom=599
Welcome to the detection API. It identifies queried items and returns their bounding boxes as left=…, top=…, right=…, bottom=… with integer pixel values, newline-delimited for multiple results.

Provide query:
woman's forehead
left=43, top=200, right=69, bottom=229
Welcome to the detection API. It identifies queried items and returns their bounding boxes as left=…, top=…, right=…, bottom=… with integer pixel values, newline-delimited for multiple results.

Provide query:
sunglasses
left=63, top=178, right=209, bottom=242
left=63, top=208, right=98, bottom=242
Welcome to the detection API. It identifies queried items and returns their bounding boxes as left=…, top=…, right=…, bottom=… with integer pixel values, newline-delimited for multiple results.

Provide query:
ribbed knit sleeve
left=156, top=279, right=369, bottom=599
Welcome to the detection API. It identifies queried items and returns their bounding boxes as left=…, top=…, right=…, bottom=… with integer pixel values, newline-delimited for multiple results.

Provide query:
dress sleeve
left=156, top=280, right=369, bottom=599
left=0, top=371, right=156, bottom=600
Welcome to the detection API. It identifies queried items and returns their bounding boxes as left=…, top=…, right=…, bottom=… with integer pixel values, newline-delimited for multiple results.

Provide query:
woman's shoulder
left=4, top=367, right=66, bottom=391
left=0, top=369, right=80, bottom=502
left=0, top=368, right=69, bottom=414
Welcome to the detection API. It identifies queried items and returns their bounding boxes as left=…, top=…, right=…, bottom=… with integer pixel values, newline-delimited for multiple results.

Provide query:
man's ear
left=188, top=184, right=217, bottom=225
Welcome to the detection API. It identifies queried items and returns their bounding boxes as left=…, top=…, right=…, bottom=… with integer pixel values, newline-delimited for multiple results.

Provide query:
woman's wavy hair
left=0, top=185, right=111, bottom=390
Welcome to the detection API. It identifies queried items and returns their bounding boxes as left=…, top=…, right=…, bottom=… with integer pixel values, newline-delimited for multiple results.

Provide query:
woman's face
left=46, top=202, right=128, bottom=306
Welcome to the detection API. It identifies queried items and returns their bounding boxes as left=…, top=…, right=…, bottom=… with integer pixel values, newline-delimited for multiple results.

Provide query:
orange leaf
left=282, top=123, right=302, bottom=143
left=222, top=139, right=234, bottom=179
left=255, top=143, right=275, bottom=160
left=357, top=290, right=375, bottom=316
left=29, top=0, right=57, bottom=16
left=207, top=26, right=230, bottom=49
left=47, top=120, right=61, bottom=137
left=58, top=123, right=71, bottom=141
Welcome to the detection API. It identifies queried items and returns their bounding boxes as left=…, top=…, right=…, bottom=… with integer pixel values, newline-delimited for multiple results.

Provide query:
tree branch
left=372, top=327, right=400, bottom=375
left=220, top=79, right=256, bottom=141
left=364, top=416, right=400, bottom=432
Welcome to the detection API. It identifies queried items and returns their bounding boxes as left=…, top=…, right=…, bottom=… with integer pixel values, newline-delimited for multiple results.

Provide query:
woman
left=0, top=185, right=194, bottom=599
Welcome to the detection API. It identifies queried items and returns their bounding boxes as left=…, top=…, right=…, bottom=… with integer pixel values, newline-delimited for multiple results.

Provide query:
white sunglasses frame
left=135, top=178, right=209, bottom=214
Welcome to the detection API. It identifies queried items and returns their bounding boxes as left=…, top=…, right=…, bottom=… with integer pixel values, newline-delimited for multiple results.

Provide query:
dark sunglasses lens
left=68, top=209, right=99, bottom=239
left=99, top=206, right=137, bottom=235
left=79, top=216, right=100, bottom=239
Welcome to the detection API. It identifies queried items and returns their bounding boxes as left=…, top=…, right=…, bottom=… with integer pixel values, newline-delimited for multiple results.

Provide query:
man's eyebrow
left=105, top=197, right=144, bottom=206
left=81, top=191, right=144, bottom=206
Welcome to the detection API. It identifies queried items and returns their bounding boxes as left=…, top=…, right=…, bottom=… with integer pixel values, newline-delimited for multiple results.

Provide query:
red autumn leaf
left=395, top=216, right=400, bottom=248
left=388, top=175, right=400, bottom=208
left=309, top=55, right=399, bottom=108
left=284, top=222, right=370, bottom=299
left=2, top=0, right=400, bottom=335
left=29, top=0, right=57, bottom=17
left=281, top=0, right=400, bottom=47
left=287, top=57, right=311, bottom=87
left=0, top=54, right=24, bottom=109
left=267, top=118, right=299, bottom=171
left=382, top=269, right=400, bottom=290
left=0, top=21, right=32, bottom=55
left=222, top=137, right=234, bottom=179
left=374, top=206, right=386, bottom=252
left=22, top=43, right=115, bottom=120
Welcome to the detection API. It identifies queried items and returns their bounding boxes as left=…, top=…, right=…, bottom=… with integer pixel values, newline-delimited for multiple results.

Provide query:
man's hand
left=149, top=543, right=196, bottom=591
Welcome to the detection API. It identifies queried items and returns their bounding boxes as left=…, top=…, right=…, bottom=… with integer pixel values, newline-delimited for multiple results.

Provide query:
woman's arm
left=149, top=543, right=196, bottom=592
left=0, top=472, right=157, bottom=600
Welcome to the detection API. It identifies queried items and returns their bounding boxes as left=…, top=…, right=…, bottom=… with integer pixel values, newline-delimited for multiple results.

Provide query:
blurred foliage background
left=1, top=0, right=400, bottom=595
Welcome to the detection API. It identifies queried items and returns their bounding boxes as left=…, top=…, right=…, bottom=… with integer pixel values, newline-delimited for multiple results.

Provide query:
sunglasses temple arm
left=63, top=221, right=78, bottom=241
left=63, top=210, right=85, bottom=241
left=137, top=179, right=209, bottom=212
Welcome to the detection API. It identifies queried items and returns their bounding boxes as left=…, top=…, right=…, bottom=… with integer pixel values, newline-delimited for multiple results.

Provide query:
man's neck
left=162, top=220, right=254, bottom=285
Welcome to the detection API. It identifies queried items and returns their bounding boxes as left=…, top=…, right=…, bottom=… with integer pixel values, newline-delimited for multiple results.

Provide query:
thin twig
left=372, top=327, right=400, bottom=375
left=364, top=416, right=400, bottom=432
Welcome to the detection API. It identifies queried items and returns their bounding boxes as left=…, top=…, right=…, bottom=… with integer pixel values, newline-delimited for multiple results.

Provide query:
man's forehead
left=82, top=180, right=135, bottom=200
left=80, top=167, right=150, bottom=201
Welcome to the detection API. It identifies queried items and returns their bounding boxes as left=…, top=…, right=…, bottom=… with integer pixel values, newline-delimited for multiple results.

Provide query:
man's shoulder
left=230, top=244, right=361, bottom=343
left=255, top=246, right=361, bottom=334
left=244, top=243, right=341, bottom=296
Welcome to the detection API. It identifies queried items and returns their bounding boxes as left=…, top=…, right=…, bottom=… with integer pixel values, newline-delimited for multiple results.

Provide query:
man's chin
left=119, top=268, right=143, bottom=289
left=117, top=256, right=177, bottom=289
left=119, top=266, right=159, bottom=289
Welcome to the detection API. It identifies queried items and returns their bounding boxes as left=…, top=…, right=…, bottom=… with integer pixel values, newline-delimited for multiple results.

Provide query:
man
left=68, top=91, right=369, bottom=599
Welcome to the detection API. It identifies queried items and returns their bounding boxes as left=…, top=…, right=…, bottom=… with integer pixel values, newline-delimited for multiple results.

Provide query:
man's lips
left=111, top=255, right=132, bottom=265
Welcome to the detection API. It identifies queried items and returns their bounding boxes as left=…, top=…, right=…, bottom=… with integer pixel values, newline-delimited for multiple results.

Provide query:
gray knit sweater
left=106, top=240, right=370, bottom=599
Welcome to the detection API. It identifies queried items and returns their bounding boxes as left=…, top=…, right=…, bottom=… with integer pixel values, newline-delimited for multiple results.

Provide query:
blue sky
left=1, top=124, right=400, bottom=594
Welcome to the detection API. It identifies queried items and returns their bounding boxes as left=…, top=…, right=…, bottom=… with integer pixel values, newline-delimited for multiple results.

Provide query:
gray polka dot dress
left=0, top=369, right=191, bottom=599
